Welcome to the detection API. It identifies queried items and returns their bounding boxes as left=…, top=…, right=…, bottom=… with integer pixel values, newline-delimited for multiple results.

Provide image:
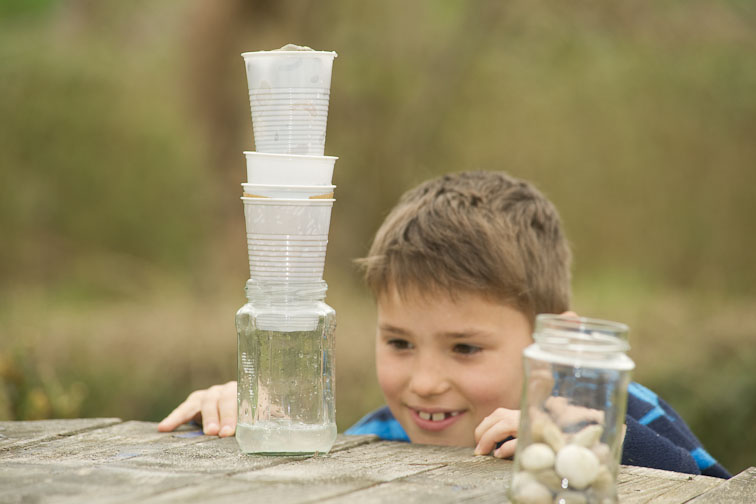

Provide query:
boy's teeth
left=417, top=410, right=460, bottom=421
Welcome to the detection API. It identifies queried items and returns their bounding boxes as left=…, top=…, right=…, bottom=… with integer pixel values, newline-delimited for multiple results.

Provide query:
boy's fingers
left=475, top=421, right=517, bottom=455
left=157, top=395, right=201, bottom=432
left=473, top=409, right=504, bottom=443
left=474, top=408, right=518, bottom=444
left=218, top=386, right=237, bottom=437
left=493, top=437, right=518, bottom=459
left=473, top=407, right=521, bottom=456
left=200, top=389, right=222, bottom=436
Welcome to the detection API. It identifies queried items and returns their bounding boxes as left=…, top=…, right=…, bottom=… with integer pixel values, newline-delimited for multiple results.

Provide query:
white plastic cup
left=242, top=49, right=337, bottom=155
left=242, top=183, right=335, bottom=199
left=244, top=151, right=337, bottom=186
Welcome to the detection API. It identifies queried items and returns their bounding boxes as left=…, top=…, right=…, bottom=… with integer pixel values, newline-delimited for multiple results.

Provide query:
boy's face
left=375, top=287, right=532, bottom=447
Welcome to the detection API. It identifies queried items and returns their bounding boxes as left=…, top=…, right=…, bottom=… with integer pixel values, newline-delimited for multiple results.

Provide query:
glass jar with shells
left=509, top=314, right=635, bottom=504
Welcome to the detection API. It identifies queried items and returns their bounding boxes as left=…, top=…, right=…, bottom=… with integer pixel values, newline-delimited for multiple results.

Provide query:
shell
left=528, top=368, right=555, bottom=404
left=543, top=420, right=566, bottom=452
left=534, top=468, right=563, bottom=492
left=591, top=466, right=615, bottom=496
left=512, top=481, right=552, bottom=504
left=511, top=471, right=538, bottom=493
left=520, top=443, right=556, bottom=472
left=591, top=442, right=611, bottom=465
left=530, top=414, right=547, bottom=443
left=555, top=444, right=600, bottom=490
left=571, top=424, right=604, bottom=448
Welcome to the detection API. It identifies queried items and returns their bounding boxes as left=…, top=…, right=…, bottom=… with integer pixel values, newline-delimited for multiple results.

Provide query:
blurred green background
left=1, top=0, right=754, bottom=474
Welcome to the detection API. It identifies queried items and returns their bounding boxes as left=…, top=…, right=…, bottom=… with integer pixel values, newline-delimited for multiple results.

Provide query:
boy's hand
left=473, top=408, right=520, bottom=458
left=157, top=381, right=237, bottom=437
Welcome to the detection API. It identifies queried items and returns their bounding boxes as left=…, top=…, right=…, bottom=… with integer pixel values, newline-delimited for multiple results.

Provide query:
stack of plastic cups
left=241, top=47, right=338, bottom=287
left=235, top=47, right=339, bottom=455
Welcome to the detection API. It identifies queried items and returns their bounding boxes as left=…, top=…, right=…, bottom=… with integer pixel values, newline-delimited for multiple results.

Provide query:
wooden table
left=0, top=419, right=753, bottom=503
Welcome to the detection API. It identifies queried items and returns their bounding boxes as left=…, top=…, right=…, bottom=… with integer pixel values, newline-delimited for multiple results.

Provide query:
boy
left=159, top=171, right=729, bottom=478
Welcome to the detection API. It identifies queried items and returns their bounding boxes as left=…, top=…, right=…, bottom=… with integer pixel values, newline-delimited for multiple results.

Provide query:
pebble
left=514, top=416, right=618, bottom=501
left=520, top=443, right=556, bottom=472
left=543, top=420, right=566, bottom=452
left=511, top=471, right=538, bottom=493
left=591, top=466, right=615, bottom=496
left=530, top=414, right=547, bottom=443
left=512, top=481, right=553, bottom=504
left=591, top=442, right=611, bottom=465
left=572, top=424, right=604, bottom=448
left=534, top=468, right=563, bottom=492
left=528, top=368, right=555, bottom=404
left=555, top=444, right=600, bottom=490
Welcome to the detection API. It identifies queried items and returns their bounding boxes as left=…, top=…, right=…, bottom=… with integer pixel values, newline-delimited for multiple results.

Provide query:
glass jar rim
left=536, top=313, right=629, bottom=333
left=534, top=314, right=630, bottom=354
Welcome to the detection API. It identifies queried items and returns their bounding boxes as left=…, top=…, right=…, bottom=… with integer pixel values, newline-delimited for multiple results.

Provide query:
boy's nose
left=408, top=357, right=452, bottom=398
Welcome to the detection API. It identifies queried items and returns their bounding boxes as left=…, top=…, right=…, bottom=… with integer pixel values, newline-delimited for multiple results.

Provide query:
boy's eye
left=453, top=343, right=482, bottom=355
left=387, top=339, right=413, bottom=350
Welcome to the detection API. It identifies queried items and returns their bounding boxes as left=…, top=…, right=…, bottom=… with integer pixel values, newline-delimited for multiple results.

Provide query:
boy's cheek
left=375, top=354, right=402, bottom=399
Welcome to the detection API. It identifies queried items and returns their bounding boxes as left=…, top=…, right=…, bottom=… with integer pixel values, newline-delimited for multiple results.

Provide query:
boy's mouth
left=409, top=408, right=465, bottom=431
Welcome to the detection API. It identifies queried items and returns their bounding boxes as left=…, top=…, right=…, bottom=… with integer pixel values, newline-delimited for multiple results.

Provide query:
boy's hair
left=358, top=171, right=571, bottom=320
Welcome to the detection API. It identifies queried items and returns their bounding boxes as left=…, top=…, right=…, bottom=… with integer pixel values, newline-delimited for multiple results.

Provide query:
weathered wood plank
left=330, top=433, right=379, bottom=452
left=0, top=418, right=122, bottom=452
left=688, top=467, right=756, bottom=504
left=321, top=456, right=513, bottom=504
left=113, top=432, right=379, bottom=475
left=0, top=421, right=209, bottom=465
left=0, top=427, right=387, bottom=504
left=0, top=462, right=205, bottom=504
left=135, top=439, right=452, bottom=504
left=616, top=465, right=723, bottom=504
left=115, top=434, right=311, bottom=474
left=0, top=420, right=750, bottom=504
left=232, top=439, right=450, bottom=482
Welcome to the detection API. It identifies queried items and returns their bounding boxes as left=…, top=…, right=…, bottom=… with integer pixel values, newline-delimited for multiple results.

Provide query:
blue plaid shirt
left=345, top=382, right=730, bottom=478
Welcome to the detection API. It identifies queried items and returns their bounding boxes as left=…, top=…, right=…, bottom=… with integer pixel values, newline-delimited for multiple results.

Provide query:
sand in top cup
left=242, top=183, right=335, bottom=199
left=242, top=45, right=337, bottom=156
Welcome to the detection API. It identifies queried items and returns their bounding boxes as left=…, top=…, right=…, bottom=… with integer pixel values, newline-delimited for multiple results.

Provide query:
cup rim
left=249, top=89, right=332, bottom=95
left=243, top=151, right=338, bottom=161
left=241, top=50, right=337, bottom=58
left=241, top=196, right=335, bottom=204
left=242, top=183, right=336, bottom=190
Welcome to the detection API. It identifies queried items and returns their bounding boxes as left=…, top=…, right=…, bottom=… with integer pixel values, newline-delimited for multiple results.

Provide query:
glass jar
left=235, top=279, right=336, bottom=454
left=510, top=315, right=635, bottom=504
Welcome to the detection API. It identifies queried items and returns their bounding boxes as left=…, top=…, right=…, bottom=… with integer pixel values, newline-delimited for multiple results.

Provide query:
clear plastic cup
left=242, top=197, right=333, bottom=235
left=242, top=49, right=337, bottom=155
left=246, top=234, right=329, bottom=282
left=244, top=151, right=337, bottom=186
left=242, top=183, right=335, bottom=199
left=242, top=197, right=334, bottom=281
